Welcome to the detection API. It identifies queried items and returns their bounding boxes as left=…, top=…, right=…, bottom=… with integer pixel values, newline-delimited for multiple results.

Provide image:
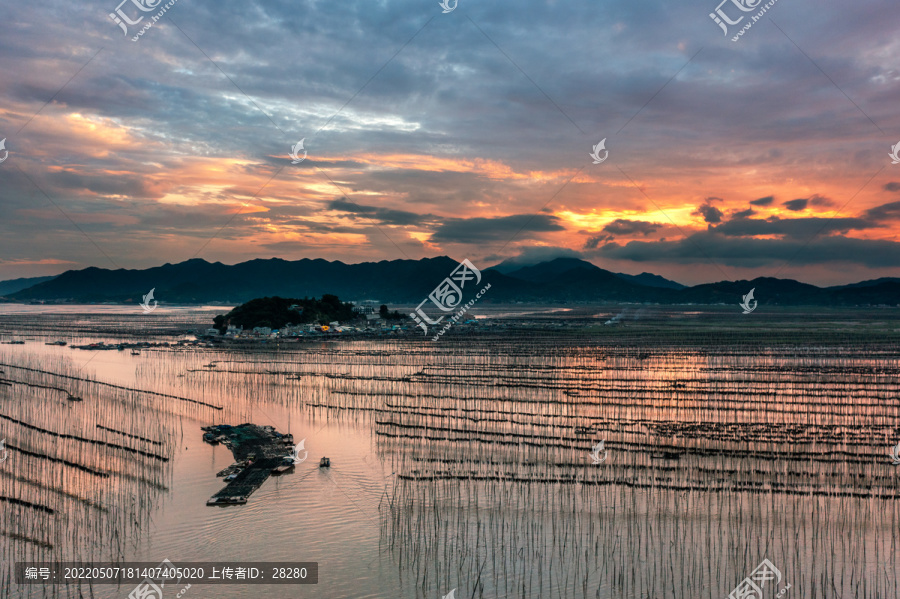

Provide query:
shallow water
left=1, top=307, right=899, bottom=598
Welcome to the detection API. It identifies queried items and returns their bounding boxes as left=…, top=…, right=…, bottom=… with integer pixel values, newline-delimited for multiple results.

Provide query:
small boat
left=131, top=349, right=140, bottom=355
left=650, top=452, right=680, bottom=461
left=67, top=395, right=83, bottom=402
left=45, top=340, right=67, bottom=346
left=319, top=457, right=331, bottom=468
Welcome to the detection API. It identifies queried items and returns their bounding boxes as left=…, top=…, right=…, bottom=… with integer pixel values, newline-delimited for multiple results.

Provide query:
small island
left=211, top=295, right=407, bottom=337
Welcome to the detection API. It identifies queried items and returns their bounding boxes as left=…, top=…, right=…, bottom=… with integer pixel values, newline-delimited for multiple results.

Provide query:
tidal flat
left=0, top=305, right=898, bottom=598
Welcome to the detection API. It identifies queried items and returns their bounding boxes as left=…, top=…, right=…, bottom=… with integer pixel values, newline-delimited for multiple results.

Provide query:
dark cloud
left=713, top=216, right=876, bottom=238
left=46, top=170, right=156, bottom=199
left=731, top=208, right=756, bottom=219
left=693, top=202, right=724, bottom=224
left=864, top=201, right=900, bottom=221
left=884, top=182, right=900, bottom=193
left=326, top=199, right=426, bottom=226
left=809, top=195, right=834, bottom=208
left=783, top=199, right=809, bottom=211
left=750, top=196, right=775, bottom=206
left=430, top=214, right=565, bottom=243
left=602, top=219, right=660, bottom=236
left=584, top=234, right=613, bottom=249
left=595, top=232, right=900, bottom=268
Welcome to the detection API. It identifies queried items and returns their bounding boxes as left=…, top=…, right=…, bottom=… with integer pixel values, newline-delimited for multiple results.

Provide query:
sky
left=0, top=0, right=899, bottom=286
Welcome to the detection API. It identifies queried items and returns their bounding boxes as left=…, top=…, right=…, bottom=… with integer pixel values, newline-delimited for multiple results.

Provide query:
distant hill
left=0, top=275, right=56, bottom=296
left=5, top=257, right=899, bottom=307
left=494, top=257, right=685, bottom=290
left=830, top=277, right=900, bottom=289
left=613, top=272, right=685, bottom=290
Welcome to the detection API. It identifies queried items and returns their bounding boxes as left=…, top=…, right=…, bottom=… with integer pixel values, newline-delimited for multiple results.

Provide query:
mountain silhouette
left=3, top=257, right=898, bottom=306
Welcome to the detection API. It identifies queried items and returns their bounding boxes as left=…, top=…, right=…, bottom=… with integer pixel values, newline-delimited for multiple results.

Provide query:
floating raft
left=202, top=423, right=294, bottom=506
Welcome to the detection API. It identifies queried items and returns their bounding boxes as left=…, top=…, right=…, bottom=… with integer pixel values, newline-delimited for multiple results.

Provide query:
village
left=201, top=301, right=420, bottom=340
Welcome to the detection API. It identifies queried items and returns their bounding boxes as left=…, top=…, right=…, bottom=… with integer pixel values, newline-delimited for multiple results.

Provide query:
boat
left=45, top=340, right=67, bottom=346
left=650, top=452, right=681, bottom=461
left=131, top=349, right=140, bottom=355
left=67, top=395, right=83, bottom=402
left=319, top=457, right=331, bottom=468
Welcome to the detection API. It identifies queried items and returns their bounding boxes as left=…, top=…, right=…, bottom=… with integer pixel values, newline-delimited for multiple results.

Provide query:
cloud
left=693, top=202, right=724, bottom=224
left=783, top=198, right=809, bottom=211
left=808, top=195, right=834, bottom=208
left=731, top=208, right=756, bottom=219
left=864, top=201, right=900, bottom=221
left=595, top=232, right=900, bottom=268
left=326, top=198, right=427, bottom=226
left=884, top=182, right=900, bottom=193
left=584, top=234, right=613, bottom=249
left=712, top=216, right=876, bottom=238
left=430, top=214, right=565, bottom=243
left=601, top=219, right=660, bottom=236
left=750, top=196, right=774, bottom=206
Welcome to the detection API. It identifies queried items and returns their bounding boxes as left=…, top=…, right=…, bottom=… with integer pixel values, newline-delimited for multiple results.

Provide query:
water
left=1, top=306, right=899, bottom=598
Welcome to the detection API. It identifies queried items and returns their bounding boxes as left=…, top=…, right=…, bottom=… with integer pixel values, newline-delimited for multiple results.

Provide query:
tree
left=378, top=304, right=407, bottom=321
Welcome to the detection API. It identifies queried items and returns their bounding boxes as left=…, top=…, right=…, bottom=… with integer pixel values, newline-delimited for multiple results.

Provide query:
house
left=352, top=301, right=379, bottom=315
left=205, top=328, right=220, bottom=336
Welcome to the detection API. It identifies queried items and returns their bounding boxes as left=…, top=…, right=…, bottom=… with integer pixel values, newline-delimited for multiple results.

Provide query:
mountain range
left=4, top=257, right=899, bottom=307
